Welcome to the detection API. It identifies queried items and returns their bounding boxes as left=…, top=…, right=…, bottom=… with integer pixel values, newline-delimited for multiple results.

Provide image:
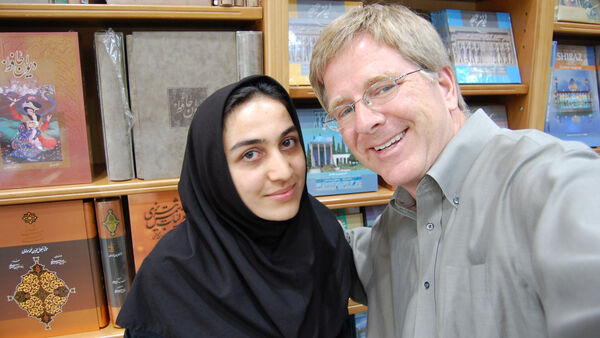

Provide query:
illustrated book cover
left=127, top=31, right=261, bottom=180
left=555, top=0, right=600, bottom=24
left=544, top=42, right=600, bottom=147
left=94, top=197, right=134, bottom=327
left=297, top=107, right=378, bottom=196
left=430, top=9, right=522, bottom=84
left=94, top=31, right=135, bottom=181
left=127, top=190, right=186, bottom=272
left=363, top=204, right=386, bottom=227
left=0, top=200, right=108, bottom=337
left=0, top=32, right=92, bottom=189
left=288, top=0, right=362, bottom=86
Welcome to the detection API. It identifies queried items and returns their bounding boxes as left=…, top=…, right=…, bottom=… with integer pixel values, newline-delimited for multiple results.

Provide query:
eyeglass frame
left=323, top=68, right=424, bottom=131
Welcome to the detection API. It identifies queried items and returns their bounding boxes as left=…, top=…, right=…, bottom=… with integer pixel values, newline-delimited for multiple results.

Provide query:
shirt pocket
left=438, top=264, right=499, bottom=338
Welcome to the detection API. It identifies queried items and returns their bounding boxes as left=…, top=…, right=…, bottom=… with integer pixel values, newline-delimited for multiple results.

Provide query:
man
left=310, top=4, right=600, bottom=337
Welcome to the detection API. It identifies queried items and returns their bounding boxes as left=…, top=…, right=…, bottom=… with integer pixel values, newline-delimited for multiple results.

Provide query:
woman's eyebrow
left=229, top=125, right=297, bottom=151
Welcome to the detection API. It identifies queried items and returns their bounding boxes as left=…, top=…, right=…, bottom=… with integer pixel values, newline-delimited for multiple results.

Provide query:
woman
left=116, top=75, right=359, bottom=337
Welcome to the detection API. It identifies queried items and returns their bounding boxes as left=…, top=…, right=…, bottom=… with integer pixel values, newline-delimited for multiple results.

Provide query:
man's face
left=322, top=33, right=463, bottom=196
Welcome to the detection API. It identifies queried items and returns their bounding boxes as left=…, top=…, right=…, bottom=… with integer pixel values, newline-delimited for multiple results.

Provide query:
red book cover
left=0, top=200, right=108, bottom=337
left=0, top=32, right=92, bottom=189
left=127, top=190, right=186, bottom=272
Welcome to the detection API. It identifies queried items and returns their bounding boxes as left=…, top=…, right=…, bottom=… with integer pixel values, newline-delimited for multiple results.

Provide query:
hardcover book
left=430, top=9, right=522, bottom=84
left=555, top=0, right=600, bottom=24
left=0, top=32, right=92, bottom=189
left=127, top=31, right=261, bottom=180
left=297, top=107, right=378, bottom=196
left=333, top=208, right=364, bottom=230
left=288, top=0, right=362, bottom=86
left=94, top=197, right=134, bottom=327
left=94, top=31, right=135, bottom=181
left=363, top=204, right=386, bottom=227
left=544, top=42, right=600, bottom=147
left=127, top=190, right=186, bottom=272
left=468, top=104, right=509, bottom=128
left=0, top=200, right=108, bottom=337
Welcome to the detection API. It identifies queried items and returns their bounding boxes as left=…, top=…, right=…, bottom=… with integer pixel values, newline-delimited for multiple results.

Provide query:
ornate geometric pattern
left=21, top=211, right=38, bottom=224
left=102, top=209, right=120, bottom=236
left=7, top=256, right=75, bottom=330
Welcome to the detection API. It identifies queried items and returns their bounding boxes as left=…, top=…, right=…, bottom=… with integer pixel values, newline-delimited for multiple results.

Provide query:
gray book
left=127, top=31, right=262, bottom=180
left=94, top=31, right=135, bottom=181
left=236, top=31, right=263, bottom=80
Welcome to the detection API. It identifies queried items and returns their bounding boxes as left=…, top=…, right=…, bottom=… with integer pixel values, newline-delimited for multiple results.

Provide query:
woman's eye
left=242, top=150, right=258, bottom=161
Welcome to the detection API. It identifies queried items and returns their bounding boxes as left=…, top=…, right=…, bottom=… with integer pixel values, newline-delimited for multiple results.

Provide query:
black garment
left=116, top=75, right=355, bottom=338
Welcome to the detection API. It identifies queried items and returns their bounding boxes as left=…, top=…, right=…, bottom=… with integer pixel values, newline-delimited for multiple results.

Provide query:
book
left=430, top=9, right=522, bottom=84
left=127, top=191, right=186, bottom=272
left=107, top=0, right=211, bottom=4
left=94, top=31, right=135, bottom=181
left=1, top=200, right=108, bottom=336
left=288, top=0, right=362, bottom=86
left=0, top=32, right=92, bottom=189
left=555, top=0, right=600, bottom=24
left=363, top=204, right=386, bottom=227
left=333, top=208, right=364, bottom=230
left=468, top=104, right=509, bottom=128
left=236, top=31, right=263, bottom=80
left=94, top=197, right=134, bottom=328
left=354, top=311, right=367, bottom=338
left=544, top=42, right=600, bottom=147
left=297, top=107, right=378, bottom=196
left=127, top=31, right=261, bottom=180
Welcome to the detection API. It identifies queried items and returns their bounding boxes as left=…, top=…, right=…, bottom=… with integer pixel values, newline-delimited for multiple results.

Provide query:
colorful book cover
left=430, top=9, right=521, bottom=84
left=127, top=191, right=186, bottom=272
left=555, top=0, right=600, bottom=24
left=333, top=207, right=363, bottom=230
left=354, top=311, right=367, bottom=338
left=288, top=0, right=362, bottom=86
left=545, top=42, right=600, bottom=147
left=363, top=204, right=386, bottom=227
left=0, top=32, right=92, bottom=190
left=297, top=107, right=378, bottom=196
left=0, top=200, right=108, bottom=337
left=95, top=197, right=134, bottom=328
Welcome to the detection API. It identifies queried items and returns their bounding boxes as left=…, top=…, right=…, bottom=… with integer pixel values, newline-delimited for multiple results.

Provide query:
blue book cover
left=544, top=42, right=600, bottom=147
left=430, top=9, right=521, bottom=84
left=354, top=312, right=367, bottom=338
left=297, top=108, right=378, bottom=196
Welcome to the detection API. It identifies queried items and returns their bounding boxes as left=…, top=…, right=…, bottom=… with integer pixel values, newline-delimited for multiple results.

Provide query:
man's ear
left=436, top=66, right=459, bottom=112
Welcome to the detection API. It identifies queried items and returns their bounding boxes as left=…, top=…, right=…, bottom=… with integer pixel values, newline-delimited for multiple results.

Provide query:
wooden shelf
left=57, top=326, right=124, bottom=338
left=348, top=299, right=368, bottom=315
left=554, top=21, right=600, bottom=36
left=0, top=3, right=262, bottom=21
left=317, top=187, right=393, bottom=209
left=290, top=84, right=528, bottom=99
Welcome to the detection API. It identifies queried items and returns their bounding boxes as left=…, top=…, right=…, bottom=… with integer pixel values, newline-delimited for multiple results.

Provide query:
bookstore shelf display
left=1, top=0, right=594, bottom=336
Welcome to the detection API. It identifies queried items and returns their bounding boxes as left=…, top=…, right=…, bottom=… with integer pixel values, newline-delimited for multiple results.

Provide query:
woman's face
left=223, top=95, right=306, bottom=221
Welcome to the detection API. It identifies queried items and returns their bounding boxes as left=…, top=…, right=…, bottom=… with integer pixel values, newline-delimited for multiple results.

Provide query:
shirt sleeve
left=345, top=226, right=371, bottom=305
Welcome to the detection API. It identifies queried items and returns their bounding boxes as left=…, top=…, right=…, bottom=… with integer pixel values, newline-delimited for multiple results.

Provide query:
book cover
left=94, top=197, right=134, bottom=328
left=127, top=191, right=186, bottom=272
left=468, top=104, right=509, bottom=128
left=430, top=9, right=522, bottom=84
left=333, top=208, right=364, bottom=230
left=297, top=107, right=378, bottom=196
left=0, top=32, right=92, bottom=189
left=236, top=31, right=264, bottom=80
left=288, top=0, right=362, bottom=86
left=363, top=204, right=386, bottom=227
left=0, top=200, right=108, bottom=337
left=354, top=311, right=367, bottom=338
left=94, top=31, right=135, bottom=181
left=544, top=43, right=600, bottom=147
left=127, top=31, right=238, bottom=180
left=555, top=0, right=600, bottom=24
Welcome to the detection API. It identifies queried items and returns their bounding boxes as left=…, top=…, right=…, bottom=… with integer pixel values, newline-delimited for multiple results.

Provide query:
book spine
left=236, top=31, right=264, bottom=80
left=83, top=200, right=110, bottom=328
left=95, top=197, right=134, bottom=328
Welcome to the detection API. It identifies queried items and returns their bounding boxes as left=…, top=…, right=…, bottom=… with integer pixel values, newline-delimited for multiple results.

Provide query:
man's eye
left=370, top=83, right=395, bottom=97
left=334, top=105, right=354, bottom=120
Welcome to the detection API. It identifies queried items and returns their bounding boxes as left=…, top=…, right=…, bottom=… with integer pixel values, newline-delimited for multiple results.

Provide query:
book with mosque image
left=297, top=107, right=378, bottom=196
left=544, top=42, right=600, bottom=147
left=0, top=32, right=92, bottom=190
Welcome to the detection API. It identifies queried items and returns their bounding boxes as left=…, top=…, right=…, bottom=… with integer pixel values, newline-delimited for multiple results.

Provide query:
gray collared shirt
left=349, top=109, right=600, bottom=337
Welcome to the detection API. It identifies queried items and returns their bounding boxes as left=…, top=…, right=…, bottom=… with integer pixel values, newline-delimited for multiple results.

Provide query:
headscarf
left=117, top=75, right=354, bottom=337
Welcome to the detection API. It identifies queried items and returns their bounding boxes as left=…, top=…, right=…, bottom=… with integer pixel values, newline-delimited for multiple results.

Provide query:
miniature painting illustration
left=0, top=50, right=63, bottom=165
left=7, top=256, right=75, bottom=330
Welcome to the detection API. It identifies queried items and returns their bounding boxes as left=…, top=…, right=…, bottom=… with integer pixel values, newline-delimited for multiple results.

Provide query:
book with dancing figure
left=297, top=107, right=378, bottom=196
left=430, top=9, right=522, bottom=84
left=544, top=42, right=600, bottom=147
left=0, top=200, right=108, bottom=337
left=0, top=32, right=92, bottom=189
left=127, top=191, right=186, bottom=272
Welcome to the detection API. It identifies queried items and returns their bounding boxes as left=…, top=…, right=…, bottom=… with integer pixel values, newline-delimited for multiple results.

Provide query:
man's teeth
left=375, top=131, right=405, bottom=151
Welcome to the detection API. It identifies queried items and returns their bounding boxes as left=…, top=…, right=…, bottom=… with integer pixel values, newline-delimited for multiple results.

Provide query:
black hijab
left=117, top=75, right=355, bottom=337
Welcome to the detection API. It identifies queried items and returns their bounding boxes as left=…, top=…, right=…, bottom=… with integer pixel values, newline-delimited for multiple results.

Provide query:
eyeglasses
left=324, top=68, right=423, bottom=131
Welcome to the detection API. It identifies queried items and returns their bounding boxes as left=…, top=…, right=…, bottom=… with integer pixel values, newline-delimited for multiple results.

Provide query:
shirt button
left=426, top=223, right=434, bottom=231
left=453, top=196, right=460, bottom=205
left=424, top=281, right=430, bottom=290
